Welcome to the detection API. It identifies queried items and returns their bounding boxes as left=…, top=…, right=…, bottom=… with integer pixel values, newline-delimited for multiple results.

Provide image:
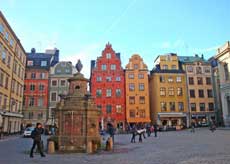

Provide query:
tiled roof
left=178, top=56, right=209, bottom=64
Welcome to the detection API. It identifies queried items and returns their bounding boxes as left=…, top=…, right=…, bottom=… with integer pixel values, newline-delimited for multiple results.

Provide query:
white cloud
left=160, top=39, right=186, bottom=49
left=192, top=45, right=220, bottom=54
left=60, top=43, right=103, bottom=78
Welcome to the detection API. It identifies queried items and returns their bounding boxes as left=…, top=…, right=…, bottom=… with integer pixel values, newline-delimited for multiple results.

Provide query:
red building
left=90, top=43, right=125, bottom=131
left=23, top=48, right=59, bottom=126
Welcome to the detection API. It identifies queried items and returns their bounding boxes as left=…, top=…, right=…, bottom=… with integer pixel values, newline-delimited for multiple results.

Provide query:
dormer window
left=41, top=61, right=47, bottom=67
left=27, top=60, right=33, bottom=66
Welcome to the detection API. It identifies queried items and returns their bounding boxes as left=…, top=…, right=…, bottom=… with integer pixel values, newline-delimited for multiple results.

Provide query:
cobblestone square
left=0, top=128, right=230, bottom=164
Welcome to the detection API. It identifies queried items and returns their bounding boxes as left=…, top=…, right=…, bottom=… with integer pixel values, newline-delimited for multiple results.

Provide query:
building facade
left=214, top=41, right=230, bottom=126
left=149, top=53, right=188, bottom=128
left=0, top=11, right=26, bottom=134
left=179, top=55, right=215, bottom=126
left=209, top=57, right=223, bottom=126
left=90, top=43, right=125, bottom=130
left=48, top=61, right=76, bottom=125
left=125, top=54, right=150, bottom=125
left=23, top=48, right=59, bottom=126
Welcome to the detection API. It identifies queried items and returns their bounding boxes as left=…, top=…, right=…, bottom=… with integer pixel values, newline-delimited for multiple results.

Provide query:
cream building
left=214, top=41, right=230, bottom=126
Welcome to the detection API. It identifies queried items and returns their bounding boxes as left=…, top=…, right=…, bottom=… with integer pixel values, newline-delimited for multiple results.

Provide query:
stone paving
left=0, top=128, right=230, bottom=164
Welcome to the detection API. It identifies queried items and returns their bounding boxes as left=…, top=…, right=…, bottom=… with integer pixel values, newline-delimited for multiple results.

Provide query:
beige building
left=0, top=11, right=26, bottom=134
left=179, top=55, right=215, bottom=126
left=125, top=54, right=151, bottom=125
left=149, top=53, right=188, bottom=128
left=214, top=41, right=230, bottom=126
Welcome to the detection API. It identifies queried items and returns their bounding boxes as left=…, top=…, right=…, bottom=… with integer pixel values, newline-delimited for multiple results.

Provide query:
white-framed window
left=106, top=53, right=111, bottom=59
left=60, top=80, right=66, bottom=86
left=51, top=92, right=57, bottom=102
left=106, top=76, right=112, bottom=82
left=116, top=89, right=121, bottom=97
left=38, top=97, right=44, bottom=107
left=163, top=65, right=168, bottom=70
left=138, top=74, right=144, bottom=79
left=10, top=38, right=14, bottom=47
left=41, top=61, right=47, bottom=67
left=65, top=69, right=70, bottom=73
left=204, top=67, right=211, bottom=73
left=168, top=76, right=173, bottom=82
left=106, top=89, right=112, bottom=97
left=40, top=73, right=45, bottom=79
left=176, top=76, right=182, bottom=82
left=129, top=83, right=135, bottom=91
left=96, top=89, right=102, bottom=97
left=0, top=23, right=4, bottom=34
left=128, top=74, right=134, bottom=79
left=178, top=102, right=184, bottom=111
left=111, top=64, right=116, bottom=70
left=5, top=32, right=9, bottom=41
left=106, top=104, right=112, bottom=114
left=101, top=64, right=106, bottom=71
left=116, top=76, right=121, bottom=81
left=160, top=102, right=167, bottom=111
left=187, top=66, right=193, bottom=72
left=139, top=83, right=144, bottom=91
left=39, top=84, right=44, bottom=91
left=171, top=65, right=177, bottom=69
left=51, top=80, right=57, bottom=86
left=96, top=76, right=102, bottom=82
left=116, top=105, right=122, bottom=113
left=1, top=49, right=6, bottom=63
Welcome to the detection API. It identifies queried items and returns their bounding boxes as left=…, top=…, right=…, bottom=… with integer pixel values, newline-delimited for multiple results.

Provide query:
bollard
left=47, top=141, right=55, bottom=154
left=87, top=141, right=93, bottom=153
left=106, top=137, right=113, bottom=151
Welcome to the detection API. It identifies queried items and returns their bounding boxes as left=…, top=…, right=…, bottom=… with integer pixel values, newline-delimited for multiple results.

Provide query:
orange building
left=125, top=54, right=151, bottom=125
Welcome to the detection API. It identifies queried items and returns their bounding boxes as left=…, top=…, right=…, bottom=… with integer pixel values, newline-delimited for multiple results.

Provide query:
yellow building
left=125, top=54, right=151, bottom=125
left=149, top=53, right=188, bottom=128
left=0, top=11, right=26, bottom=134
left=179, top=55, right=215, bottom=126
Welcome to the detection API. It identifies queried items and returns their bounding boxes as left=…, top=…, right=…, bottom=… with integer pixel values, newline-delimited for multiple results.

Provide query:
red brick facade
left=90, top=43, right=125, bottom=130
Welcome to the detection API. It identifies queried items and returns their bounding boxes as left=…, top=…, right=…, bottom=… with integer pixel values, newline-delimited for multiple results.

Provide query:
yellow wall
left=125, top=54, right=151, bottom=123
left=150, top=54, right=188, bottom=125
left=150, top=73, right=188, bottom=121
left=0, top=12, right=26, bottom=133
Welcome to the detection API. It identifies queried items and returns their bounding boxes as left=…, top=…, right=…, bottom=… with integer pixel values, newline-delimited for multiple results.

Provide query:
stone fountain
left=55, top=60, right=101, bottom=153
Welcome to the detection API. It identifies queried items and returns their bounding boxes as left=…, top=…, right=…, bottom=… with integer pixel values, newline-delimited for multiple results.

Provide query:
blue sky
left=1, top=0, right=230, bottom=77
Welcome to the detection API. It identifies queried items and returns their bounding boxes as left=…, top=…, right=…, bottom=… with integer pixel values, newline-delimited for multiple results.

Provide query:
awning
left=158, top=112, right=187, bottom=118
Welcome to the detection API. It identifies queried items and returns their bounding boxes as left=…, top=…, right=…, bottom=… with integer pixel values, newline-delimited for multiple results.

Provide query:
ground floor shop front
left=157, top=112, right=188, bottom=130
left=191, top=112, right=216, bottom=127
left=0, top=111, right=23, bottom=135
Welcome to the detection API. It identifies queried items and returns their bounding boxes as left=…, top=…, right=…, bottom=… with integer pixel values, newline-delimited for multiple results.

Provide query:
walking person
left=130, top=125, right=137, bottom=143
left=191, top=120, right=195, bottom=133
left=30, top=123, right=45, bottom=158
left=107, top=123, right=115, bottom=143
left=210, top=120, right=216, bottom=132
left=153, top=123, right=158, bottom=137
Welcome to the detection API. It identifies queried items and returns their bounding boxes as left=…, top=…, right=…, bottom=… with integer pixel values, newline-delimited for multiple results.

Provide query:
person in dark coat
left=153, top=123, right=158, bottom=137
left=191, top=120, right=195, bottom=133
left=130, top=125, right=137, bottom=143
left=107, top=123, right=115, bottom=143
left=30, top=123, right=45, bottom=158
